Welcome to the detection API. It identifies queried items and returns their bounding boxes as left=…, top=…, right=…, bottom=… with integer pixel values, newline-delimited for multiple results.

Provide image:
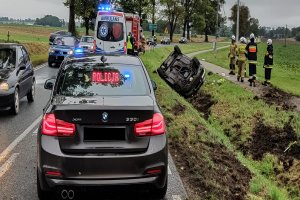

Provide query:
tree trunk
left=68, top=0, right=76, bottom=36
left=182, top=20, right=187, bottom=37
left=152, top=0, right=155, bottom=36
left=84, top=18, right=89, bottom=35
left=205, top=27, right=209, bottom=42
left=187, top=23, right=191, bottom=40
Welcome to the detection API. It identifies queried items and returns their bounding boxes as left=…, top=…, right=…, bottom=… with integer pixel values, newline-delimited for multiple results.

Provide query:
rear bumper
left=38, top=133, right=168, bottom=191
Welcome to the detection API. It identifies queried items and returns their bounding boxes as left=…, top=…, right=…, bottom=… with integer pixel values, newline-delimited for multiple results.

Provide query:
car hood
left=0, top=68, right=14, bottom=81
left=52, top=96, right=154, bottom=107
left=80, top=42, right=93, bottom=47
left=51, top=45, right=74, bottom=51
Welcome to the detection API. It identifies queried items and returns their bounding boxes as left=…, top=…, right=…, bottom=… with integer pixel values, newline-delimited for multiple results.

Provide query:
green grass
left=197, top=43, right=300, bottom=96
left=140, top=47, right=298, bottom=199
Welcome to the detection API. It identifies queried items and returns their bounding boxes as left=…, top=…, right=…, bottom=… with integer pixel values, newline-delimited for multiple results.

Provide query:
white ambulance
left=94, top=6, right=127, bottom=54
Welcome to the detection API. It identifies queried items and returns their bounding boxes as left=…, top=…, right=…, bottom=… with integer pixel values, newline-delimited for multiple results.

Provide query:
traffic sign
left=149, top=24, right=157, bottom=31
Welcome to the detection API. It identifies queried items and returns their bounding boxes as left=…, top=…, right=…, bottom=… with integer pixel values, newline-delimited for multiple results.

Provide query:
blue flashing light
left=74, top=48, right=84, bottom=54
left=98, top=4, right=111, bottom=11
left=124, top=74, right=131, bottom=79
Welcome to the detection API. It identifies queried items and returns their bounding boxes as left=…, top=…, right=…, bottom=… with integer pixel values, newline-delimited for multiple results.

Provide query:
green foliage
left=229, top=4, right=252, bottom=37
left=34, top=15, right=63, bottom=27
left=295, top=33, right=300, bottom=41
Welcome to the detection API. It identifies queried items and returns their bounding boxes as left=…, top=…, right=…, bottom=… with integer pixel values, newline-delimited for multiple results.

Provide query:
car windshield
left=0, top=48, right=16, bottom=69
left=57, top=63, right=148, bottom=97
left=97, top=21, right=124, bottom=42
left=81, top=37, right=94, bottom=43
left=54, top=37, right=76, bottom=46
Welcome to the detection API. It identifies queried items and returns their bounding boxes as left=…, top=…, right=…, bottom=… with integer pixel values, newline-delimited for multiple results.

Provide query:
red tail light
left=45, top=171, right=62, bottom=177
left=124, top=41, right=127, bottom=54
left=134, top=113, right=165, bottom=136
left=42, top=114, right=76, bottom=137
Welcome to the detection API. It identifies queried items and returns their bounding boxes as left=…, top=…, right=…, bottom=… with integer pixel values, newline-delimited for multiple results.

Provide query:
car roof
left=0, top=43, right=23, bottom=48
left=66, top=54, right=142, bottom=66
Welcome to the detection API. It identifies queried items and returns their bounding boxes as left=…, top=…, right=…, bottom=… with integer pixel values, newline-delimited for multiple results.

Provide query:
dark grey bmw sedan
left=37, top=54, right=168, bottom=199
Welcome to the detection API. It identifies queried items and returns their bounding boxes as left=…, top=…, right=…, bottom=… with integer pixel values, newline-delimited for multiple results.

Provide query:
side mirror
left=151, top=80, right=157, bottom=91
left=44, top=79, right=55, bottom=90
left=19, top=65, right=26, bottom=70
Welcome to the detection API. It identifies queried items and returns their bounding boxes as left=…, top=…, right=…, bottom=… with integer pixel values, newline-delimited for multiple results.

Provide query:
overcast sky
left=0, top=0, right=299, bottom=28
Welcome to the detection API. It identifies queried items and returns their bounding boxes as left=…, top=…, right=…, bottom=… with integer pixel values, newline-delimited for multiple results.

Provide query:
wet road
left=0, top=64, right=187, bottom=200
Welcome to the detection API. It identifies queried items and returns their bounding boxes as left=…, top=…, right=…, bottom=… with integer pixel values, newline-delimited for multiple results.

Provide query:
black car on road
left=0, top=43, right=35, bottom=114
left=49, top=30, right=72, bottom=44
left=37, top=54, right=168, bottom=199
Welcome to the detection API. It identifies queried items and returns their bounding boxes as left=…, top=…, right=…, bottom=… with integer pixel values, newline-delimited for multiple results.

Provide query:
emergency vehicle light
left=98, top=4, right=112, bottom=11
left=74, top=48, right=84, bottom=54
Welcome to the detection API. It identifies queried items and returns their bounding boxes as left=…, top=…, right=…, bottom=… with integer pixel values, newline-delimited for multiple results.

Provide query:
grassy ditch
left=141, top=47, right=300, bottom=200
left=197, top=43, right=300, bottom=96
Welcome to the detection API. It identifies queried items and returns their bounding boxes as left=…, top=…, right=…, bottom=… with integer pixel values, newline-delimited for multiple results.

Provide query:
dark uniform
left=263, top=43, right=274, bottom=85
left=246, top=39, right=258, bottom=86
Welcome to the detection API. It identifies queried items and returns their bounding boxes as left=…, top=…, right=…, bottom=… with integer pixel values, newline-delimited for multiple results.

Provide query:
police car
left=94, top=3, right=127, bottom=54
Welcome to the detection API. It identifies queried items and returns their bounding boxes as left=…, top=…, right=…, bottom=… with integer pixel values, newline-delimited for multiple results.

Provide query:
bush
left=295, top=33, right=300, bottom=42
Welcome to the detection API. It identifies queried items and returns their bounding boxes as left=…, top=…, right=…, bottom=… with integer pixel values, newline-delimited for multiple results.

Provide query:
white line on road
left=34, top=63, right=47, bottom=71
left=0, top=115, right=42, bottom=163
left=0, top=153, right=19, bottom=178
left=168, top=165, right=172, bottom=175
left=172, top=195, right=182, bottom=200
left=32, top=128, right=38, bottom=136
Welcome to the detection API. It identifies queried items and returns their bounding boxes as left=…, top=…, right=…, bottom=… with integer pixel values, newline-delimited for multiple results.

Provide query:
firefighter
left=237, top=37, right=247, bottom=82
left=263, top=39, right=274, bottom=85
left=228, top=35, right=237, bottom=75
left=246, top=33, right=258, bottom=87
left=127, top=32, right=134, bottom=55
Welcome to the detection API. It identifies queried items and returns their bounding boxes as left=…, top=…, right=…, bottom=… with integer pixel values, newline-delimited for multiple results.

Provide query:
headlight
left=49, top=48, right=55, bottom=53
left=0, top=83, right=9, bottom=91
left=68, top=50, right=74, bottom=55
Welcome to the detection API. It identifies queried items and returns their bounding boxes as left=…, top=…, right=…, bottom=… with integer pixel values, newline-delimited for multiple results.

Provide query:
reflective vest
left=127, top=36, right=133, bottom=50
left=246, top=42, right=258, bottom=64
left=238, top=44, right=247, bottom=61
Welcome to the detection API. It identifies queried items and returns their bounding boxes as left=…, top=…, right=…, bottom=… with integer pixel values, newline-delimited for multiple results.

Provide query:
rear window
left=81, top=37, right=94, bottom=43
left=54, top=37, right=76, bottom=46
left=57, top=63, right=148, bottom=97
left=97, top=21, right=124, bottom=42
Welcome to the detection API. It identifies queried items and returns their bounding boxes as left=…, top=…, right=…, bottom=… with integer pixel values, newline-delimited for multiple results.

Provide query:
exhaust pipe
left=68, top=190, right=75, bottom=200
left=60, top=189, right=75, bottom=200
left=61, top=190, right=68, bottom=199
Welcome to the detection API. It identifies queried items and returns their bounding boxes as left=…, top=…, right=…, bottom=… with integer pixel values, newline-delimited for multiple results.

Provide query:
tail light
left=134, top=113, right=165, bottom=136
left=93, top=40, right=96, bottom=52
left=124, top=41, right=127, bottom=54
left=42, top=114, right=76, bottom=137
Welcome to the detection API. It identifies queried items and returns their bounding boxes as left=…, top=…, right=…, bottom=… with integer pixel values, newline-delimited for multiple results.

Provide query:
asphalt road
left=0, top=64, right=187, bottom=200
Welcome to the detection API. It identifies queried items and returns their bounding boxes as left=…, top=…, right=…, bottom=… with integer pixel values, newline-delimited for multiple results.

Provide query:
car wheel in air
left=27, top=80, right=35, bottom=102
left=174, top=45, right=182, bottom=55
left=10, top=88, right=20, bottom=115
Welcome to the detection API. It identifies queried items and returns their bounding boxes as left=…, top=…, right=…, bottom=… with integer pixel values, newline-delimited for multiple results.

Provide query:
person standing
left=263, top=39, right=274, bottom=85
left=246, top=33, right=258, bottom=87
left=228, top=35, right=237, bottom=75
left=127, top=32, right=134, bottom=55
left=237, top=37, right=247, bottom=82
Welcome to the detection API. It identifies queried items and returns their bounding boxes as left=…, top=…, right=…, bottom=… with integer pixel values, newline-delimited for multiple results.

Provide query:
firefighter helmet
left=231, top=35, right=236, bottom=41
left=240, top=37, right=246, bottom=43
left=267, top=39, right=272, bottom=45
left=250, top=33, right=255, bottom=39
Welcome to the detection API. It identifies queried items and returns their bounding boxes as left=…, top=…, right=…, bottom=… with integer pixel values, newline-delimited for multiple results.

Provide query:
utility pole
left=236, top=0, right=240, bottom=42
left=216, top=0, right=220, bottom=39
left=284, top=24, right=287, bottom=47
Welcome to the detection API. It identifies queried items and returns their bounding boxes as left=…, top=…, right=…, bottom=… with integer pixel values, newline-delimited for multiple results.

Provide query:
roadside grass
left=140, top=47, right=297, bottom=199
left=197, top=43, right=300, bottom=96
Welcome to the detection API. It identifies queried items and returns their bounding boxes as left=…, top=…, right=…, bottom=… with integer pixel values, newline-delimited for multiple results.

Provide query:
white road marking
left=32, top=128, right=38, bottom=136
left=172, top=195, right=182, bottom=200
left=0, top=153, right=19, bottom=178
left=168, top=165, right=172, bottom=175
left=34, top=63, right=46, bottom=71
left=0, top=115, right=42, bottom=163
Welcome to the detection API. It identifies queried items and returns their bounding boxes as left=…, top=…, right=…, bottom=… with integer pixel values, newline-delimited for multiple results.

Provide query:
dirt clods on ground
left=171, top=101, right=186, bottom=116
left=188, top=92, right=216, bottom=119
left=170, top=138, right=251, bottom=200
left=261, top=87, right=297, bottom=111
left=247, top=116, right=300, bottom=161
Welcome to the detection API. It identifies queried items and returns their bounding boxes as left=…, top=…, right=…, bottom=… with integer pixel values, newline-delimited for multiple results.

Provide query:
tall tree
left=75, top=0, right=97, bottom=35
left=229, top=4, right=250, bottom=38
left=248, top=18, right=259, bottom=36
left=64, top=0, right=76, bottom=36
left=161, top=0, right=183, bottom=41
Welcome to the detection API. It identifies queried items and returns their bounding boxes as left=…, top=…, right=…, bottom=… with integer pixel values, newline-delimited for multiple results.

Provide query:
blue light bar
left=124, top=74, right=131, bottom=79
left=98, top=4, right=111, bottom=11
left=74, top=48, right=84, bottom=54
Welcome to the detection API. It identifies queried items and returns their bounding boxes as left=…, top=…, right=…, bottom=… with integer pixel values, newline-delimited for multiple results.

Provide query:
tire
left=10, top=88, right=20, bottom=115
left=174, top=45, right=182, bottom=55
left=37, top=170, right=52, bottom=200
left=150, top=179, right=168, bottom=199
left=48, top=61, right=53, bottom=67
left=27, top=80, right=35, bottom=102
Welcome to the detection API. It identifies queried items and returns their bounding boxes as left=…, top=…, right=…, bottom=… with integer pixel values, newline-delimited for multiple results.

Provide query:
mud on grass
left=188, top=92, right=216, bottom=120
left=170, top=137, right=251, bottom=200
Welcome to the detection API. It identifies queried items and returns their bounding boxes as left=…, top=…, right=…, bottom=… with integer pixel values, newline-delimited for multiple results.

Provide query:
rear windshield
left=81, top=37, right=94, bottom=43
left=97, top=21, right=124, bottom=42
left=54, top=37, right=77, bottom=46
left=57, top=63, right=148, bottom=97
left=0, top=48, right=16, bottom=69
